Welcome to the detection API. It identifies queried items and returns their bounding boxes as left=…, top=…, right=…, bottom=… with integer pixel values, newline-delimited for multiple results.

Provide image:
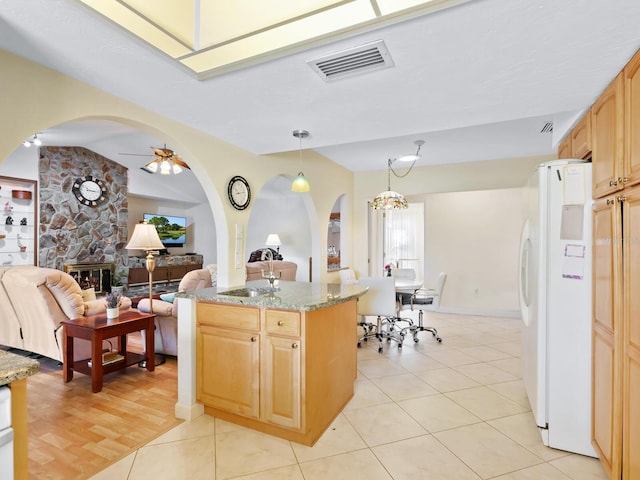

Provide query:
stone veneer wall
left=38, top=147, right=129, bottom=274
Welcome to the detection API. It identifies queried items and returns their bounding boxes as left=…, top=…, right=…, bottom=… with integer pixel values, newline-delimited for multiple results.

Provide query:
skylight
left=77, top=0, right=471, bottom=79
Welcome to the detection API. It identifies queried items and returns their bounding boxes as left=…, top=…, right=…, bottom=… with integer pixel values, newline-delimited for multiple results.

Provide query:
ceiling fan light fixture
left=159, top=160, right=171, bottom=175
left=22, top=140, right=31, bottom=147
left=172, top=163, right=183, bottom=175
left=33, top=134, right=42, bottom=146
left=144, top=161, right=158, bottom=173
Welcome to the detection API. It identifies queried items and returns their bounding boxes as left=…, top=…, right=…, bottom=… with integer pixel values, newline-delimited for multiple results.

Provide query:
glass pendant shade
left=291, top=129, right=310, bottom=192
left=372, top=190, right=408, bottom=209
left=291, top=172, right=310, bottom=192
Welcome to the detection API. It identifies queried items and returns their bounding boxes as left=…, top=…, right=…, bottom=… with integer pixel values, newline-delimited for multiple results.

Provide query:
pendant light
left=291, top=129, right=310, bottom=192
left=372, top=140, right=424, bottom=210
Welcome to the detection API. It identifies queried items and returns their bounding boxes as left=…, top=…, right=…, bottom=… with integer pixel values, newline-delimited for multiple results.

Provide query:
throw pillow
left=160, top=292, right=176, bottom=303
left=82, top=287, right=96, bottom=302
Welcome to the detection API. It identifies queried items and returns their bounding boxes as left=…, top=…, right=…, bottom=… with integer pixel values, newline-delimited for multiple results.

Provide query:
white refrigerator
left=519, top=159, right=597, bottom=457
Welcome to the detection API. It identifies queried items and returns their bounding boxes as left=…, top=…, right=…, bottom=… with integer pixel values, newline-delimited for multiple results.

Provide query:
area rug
left=4, top=342, right=181, bottom=480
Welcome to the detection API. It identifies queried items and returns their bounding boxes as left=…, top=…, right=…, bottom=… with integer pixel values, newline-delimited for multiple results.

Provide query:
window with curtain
left=382, top=202, right=424, bottom=280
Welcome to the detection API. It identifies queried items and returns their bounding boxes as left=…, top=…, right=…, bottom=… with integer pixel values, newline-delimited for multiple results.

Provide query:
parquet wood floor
left=22, top=332, right=181, bottom=480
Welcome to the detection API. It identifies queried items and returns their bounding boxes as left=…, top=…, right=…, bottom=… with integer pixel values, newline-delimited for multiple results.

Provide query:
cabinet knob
left=277, top=320, right=284, bottom=326
left=617, top=196, right=627, bottom=203
left=607, top=198, right=615, bottom=205
left=251, top=336, right=258, bottom=342
left=609, top=179, right=618, bottom=187
left=292, top=343, right=299, bottom=349
left=622, top=177, right=628, bottom=184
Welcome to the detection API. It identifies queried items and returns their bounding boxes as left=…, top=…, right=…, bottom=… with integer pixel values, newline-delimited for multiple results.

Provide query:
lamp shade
left=265, top=234, right=281, bottom=247
left=372, top=190, right=408, bottom=210
left=291, top=172, right=310, bottom=192
left=126, top=223, right=164, bottom=251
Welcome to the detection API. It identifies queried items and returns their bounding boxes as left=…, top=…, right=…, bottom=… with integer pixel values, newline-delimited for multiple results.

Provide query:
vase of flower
left=105, top=291, right=122, bottom=321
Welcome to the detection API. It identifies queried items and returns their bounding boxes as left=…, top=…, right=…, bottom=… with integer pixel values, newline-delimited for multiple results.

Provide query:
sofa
left=136, top=267, right=213, bottom=356
left=0, top=266, right=132, bottom=362
left=246, top=257, right=297, bottom=281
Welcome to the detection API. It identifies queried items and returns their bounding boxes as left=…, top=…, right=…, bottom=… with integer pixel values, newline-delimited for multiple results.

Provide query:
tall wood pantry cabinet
left=589, top=48, right=640, bottom=480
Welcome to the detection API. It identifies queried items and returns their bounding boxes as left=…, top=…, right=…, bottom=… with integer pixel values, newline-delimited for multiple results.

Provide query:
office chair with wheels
left=357, top=276, right=405, bottom=353
left=396, top=272, right=447, bottom=344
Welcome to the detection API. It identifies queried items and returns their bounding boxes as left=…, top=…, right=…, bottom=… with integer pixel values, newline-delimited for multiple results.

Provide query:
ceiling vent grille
left=540, top=121, right=554, bottom=133
left=307, top=40, right=394, bottom=82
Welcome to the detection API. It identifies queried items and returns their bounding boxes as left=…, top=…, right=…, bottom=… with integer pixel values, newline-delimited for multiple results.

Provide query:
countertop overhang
left=0, top=350, right=40, bottom=386
left=177, top=280, right=368, bottom=311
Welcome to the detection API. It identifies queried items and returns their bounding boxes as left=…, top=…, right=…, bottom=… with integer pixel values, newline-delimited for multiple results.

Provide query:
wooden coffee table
left=61, top=310, right=156, bottom=393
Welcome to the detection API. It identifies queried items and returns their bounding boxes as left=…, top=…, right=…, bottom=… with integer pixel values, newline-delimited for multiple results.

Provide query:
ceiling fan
left=119, top=145, right=190, bottom=175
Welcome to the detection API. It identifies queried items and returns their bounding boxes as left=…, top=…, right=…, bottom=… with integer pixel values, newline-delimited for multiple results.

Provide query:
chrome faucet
left=261, top=249, right=281, bottom=288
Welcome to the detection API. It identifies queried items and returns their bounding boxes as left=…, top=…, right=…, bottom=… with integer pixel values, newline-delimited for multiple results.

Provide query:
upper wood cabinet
left=624, top=49, right=640, bottom=189
left=558, top=136, right=571, bottom=159
left=592, top=73, right=625, bottom=198
left=571, top=113, right=592, bottom=159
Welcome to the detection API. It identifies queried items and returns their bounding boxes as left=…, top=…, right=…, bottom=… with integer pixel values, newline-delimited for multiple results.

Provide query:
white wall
left=418, top=187, right=525, bottom=316
left=246, top=175, right=311, bottom=282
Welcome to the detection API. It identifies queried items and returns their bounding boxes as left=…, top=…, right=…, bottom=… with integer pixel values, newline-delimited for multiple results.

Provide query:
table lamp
left=126, top=221, right=164, bottom=313
left=265, top=233, right=281, bottom=257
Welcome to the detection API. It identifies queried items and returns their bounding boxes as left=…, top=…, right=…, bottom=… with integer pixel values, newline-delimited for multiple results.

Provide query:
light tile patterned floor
left=89, top=311, right=607, bottom=480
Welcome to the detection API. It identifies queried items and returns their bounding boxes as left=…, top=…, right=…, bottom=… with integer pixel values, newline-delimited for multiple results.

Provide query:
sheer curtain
left=379, top=202, right=424, bottom=280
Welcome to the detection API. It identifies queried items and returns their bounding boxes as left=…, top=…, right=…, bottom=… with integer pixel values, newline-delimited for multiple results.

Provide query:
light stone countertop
left=0, top=350, right=40, bottom=386
left=177, top=280, right=368, bottom=311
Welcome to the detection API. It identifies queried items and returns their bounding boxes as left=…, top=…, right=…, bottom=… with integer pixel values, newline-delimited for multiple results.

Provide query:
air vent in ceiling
left=307, top=40, right=394, bottom=82
left=540, top=121, right=553, bottom=133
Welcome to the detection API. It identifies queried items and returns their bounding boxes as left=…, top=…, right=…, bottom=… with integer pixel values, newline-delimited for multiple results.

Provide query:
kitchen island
left=175, top=280, right=368, bottom=446
left=0, top=350, right=40, bottom=480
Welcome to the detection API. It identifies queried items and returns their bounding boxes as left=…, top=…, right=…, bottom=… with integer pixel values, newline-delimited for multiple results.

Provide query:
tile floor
left=89, top=311, right=607, bottom=480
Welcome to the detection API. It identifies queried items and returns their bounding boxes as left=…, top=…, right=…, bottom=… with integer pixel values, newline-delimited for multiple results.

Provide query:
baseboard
left=175, top=401, right=204, bottom=421
left=436, top=306, right=521, bottom=319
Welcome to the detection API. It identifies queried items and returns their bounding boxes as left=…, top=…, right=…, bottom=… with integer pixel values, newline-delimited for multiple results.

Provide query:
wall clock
left=72, top=175, right=108, bottom=207
left=227, top=175, right=251, bottom=210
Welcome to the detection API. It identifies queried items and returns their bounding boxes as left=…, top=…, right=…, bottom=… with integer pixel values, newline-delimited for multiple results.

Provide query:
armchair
left=0, top=266, right=132, bottom=363
left=136, top=268, right=212, bottom=356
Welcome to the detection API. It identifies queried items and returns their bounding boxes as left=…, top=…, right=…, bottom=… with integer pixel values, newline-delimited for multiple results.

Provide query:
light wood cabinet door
left=592, top=74, right=625, bottom=199
left=592, top=195, right=623, bottom=479
left=263, top=334, right=302, bottom=430
left=196, top=324, right=260, bottom=419
left=624, top=50, right=640, bottom=190
left=558, top=136, right=571, bottom=159
left=571, top=113, right=592, bottom=159
left=623, top=186, right=640, bottom=479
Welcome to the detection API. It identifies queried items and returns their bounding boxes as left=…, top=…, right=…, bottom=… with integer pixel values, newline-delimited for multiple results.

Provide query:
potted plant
left=111, top=268, right=127, bottom=294
left=105, top=291, right=122, bottom=320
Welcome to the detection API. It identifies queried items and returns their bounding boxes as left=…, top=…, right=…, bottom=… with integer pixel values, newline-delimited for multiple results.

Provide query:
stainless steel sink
left=218, top=287, right=280, bottom=297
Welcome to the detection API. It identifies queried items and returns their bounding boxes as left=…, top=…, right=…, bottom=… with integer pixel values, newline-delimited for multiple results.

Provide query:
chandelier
left=372, top=140, right=424, bottom=210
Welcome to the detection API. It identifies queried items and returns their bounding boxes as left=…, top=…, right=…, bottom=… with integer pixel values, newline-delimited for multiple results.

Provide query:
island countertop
left=0, top=350, right=40, bottom=386
left=178, top=280, right=368, bottom=311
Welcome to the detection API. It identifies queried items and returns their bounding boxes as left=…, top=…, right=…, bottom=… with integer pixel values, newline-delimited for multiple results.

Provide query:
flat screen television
left=143, top=213, right=187, bottom=248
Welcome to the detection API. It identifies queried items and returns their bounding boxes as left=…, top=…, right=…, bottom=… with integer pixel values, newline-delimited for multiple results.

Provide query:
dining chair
left=339, top=268, right=357, bottom=284
left=397, top=272, right=447, bottom=344
left=357, top=276, right=405, bottom=353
